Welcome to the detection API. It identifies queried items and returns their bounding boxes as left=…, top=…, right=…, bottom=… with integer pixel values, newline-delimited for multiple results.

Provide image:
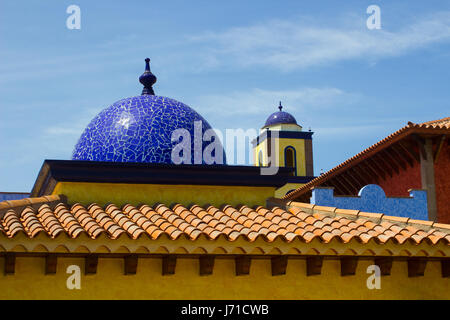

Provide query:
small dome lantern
left=263, top=102, right=298, bottom=128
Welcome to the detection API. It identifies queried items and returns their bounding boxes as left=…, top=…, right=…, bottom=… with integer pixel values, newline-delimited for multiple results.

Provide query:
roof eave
left=283, top=122, right=450, bottom=200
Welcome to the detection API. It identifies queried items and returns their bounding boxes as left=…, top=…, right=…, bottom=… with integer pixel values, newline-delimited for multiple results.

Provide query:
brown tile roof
left=283, top=117, right=450, bottom=200
left=1, top=196, right=449, bottom=249
left=422, top=116, right=450, bottom=126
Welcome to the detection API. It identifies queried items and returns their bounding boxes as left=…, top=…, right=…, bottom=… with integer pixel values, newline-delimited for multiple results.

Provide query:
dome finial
left=139, top=57, right=157, bottom=95
left=264, top=101, right=298, bottom=127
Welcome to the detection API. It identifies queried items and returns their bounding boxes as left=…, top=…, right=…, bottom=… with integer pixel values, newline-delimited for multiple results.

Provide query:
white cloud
left=3, top=11, right=449, bottom=84
left=44, top=127, right=84, bottom=136
left=187, top=12, right=450, bottom=71
left=313, top=124, right=385, bottom=137
left=193, top=87, right=359, bottom=116
left=43, top=107, right=100, bottom=137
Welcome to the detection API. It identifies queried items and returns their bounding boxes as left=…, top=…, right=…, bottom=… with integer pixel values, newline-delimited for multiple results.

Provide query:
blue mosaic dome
left=264, top=102, right=297, bottom=127
left=72, top=59, right=226, bottom=164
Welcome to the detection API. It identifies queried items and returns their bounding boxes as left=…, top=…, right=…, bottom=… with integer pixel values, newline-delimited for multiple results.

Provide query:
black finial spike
left=278, top=101, right=283, bottom=111
left=139, top=58, right=157, bottom=95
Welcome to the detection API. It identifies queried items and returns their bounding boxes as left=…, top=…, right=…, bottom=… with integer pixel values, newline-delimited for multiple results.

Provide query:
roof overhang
left=283, top=119, right=450, bottom=201
left=31, top=160, right=295, bottom=197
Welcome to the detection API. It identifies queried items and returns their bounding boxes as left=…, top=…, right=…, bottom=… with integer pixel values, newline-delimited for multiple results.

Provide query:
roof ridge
left=283, top=117, right=450, bottom=200
left=287, top=201, right=450, bottom=232
left=420, top=116, right=450, bottom=126
left=0, top=201, right=449, bottom=254
left=0, top=194, right=66, bottom=218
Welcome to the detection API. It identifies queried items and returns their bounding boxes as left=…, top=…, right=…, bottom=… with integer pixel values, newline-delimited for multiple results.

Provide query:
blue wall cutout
left=311, top=184, right=428, bottom=220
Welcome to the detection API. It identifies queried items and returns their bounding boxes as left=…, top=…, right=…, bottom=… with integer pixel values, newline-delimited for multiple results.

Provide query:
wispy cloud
left=2, top=11, right=449, bottom=84
left=314, top=124, right=385, bottom=137
left=193, top=87, right=359, bottom=117
left=187, top=12, right=450, bottom=71
left=42, top=106, right=100, bottom=138
left=44, top=127, right=84, bottom=136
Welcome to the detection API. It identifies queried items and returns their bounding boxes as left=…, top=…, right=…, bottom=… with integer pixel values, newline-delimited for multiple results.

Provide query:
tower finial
left=278, top=101, right=283, bottom=111
left=139, top=58, right=157, bottom=95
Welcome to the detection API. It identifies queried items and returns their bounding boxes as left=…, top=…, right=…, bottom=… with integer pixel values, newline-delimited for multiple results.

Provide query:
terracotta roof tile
left=409, top=219, right=434, bottom=227
left=358, top=211, right=384, bottom=221
left=433, top=223, right=450, bottom=231
left=0, top=197, right=449, bottom=250
left=422, top=116, right=450, bottom=126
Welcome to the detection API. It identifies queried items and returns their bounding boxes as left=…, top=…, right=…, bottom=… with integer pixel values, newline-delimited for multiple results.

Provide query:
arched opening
left=284, top=146, right=297, bottom=175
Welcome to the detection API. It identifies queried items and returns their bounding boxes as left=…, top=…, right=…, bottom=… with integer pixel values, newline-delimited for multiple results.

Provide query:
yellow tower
left=253, top=102, right=315, bottom=197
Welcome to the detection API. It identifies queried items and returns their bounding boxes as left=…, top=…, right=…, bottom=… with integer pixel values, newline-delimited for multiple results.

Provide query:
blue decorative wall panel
left=311, top=184, right=428, bottom=220
left=0, top=193, right=30, bottom=202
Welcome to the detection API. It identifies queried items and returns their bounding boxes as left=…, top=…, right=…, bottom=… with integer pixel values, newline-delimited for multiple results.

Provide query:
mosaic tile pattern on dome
left=72, top=95, right=226, bottom=164
left=265, top=110, right=298, bottom=127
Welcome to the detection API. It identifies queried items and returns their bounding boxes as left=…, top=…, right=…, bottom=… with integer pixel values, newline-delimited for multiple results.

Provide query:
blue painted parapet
left=311, top=184, right=428, bottom=220
left=0, top=192, right=30, bottom=202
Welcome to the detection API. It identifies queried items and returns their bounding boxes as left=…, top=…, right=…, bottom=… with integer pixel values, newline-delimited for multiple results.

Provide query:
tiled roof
left=286, top=202, right=450, bottom=245
left=422, top=116, right=450, bottom=126
left=1, top=196, right=449, bottom=256
left=283, top=117, right=450, bottom=200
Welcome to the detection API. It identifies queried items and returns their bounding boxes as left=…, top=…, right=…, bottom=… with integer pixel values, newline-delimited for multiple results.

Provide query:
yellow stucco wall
left=277, top=138, right=306, bottom=176
left=254, top=137, right=306, bottom=176
left=52, top=182, right=275, bottom=208
left=254, top=139, right=268, bottom=166
left=275, top=183, right=305, bottom=198
left=0, top=256, right=448, bottom=299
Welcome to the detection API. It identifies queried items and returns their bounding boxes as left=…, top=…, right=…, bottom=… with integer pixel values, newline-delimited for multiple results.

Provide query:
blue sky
left=1, top=0, right=449, bottom=192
